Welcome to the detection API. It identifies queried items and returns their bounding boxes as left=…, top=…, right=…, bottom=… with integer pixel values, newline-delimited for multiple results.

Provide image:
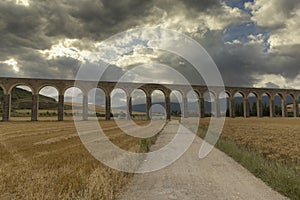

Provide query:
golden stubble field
left=0, top=118, right=149, bottom=200
left=1, top=117, right=300, bottom=199
left=199, top=118, right=300, bottom=172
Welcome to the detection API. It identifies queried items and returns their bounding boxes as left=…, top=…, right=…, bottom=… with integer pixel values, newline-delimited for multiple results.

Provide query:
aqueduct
left=0, top=77, right=299, bottom=121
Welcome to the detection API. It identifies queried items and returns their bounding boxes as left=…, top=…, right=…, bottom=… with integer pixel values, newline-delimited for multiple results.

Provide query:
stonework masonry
left=1, top=77, right=299, bottom=121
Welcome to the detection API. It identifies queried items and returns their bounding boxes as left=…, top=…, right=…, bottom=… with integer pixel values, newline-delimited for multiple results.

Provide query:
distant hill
left=0, top=88, right=57, bottom=110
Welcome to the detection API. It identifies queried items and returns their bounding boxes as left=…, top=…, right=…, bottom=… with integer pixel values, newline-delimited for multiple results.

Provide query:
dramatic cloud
left=0, top=0, right=299, bottom=89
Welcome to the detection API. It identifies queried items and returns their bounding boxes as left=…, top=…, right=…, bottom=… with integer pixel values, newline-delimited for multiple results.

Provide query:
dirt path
left=117, top=120, right=287, bottom=200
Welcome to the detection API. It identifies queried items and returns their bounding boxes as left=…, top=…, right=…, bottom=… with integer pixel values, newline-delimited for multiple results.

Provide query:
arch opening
left=286, top=94, right=295, bottom=117
left=203, top=91, right=216, bottom=117
left=187, top=90, right=199, bottom=117
left=10, top=85, right=33, bottom=121
left=88, top=88, right=106, bottom=120
left=233, top=92, right=244, bottom=117
left=151, top=90, right=166, bottom=120
left=219, top=91, right=229, bottom=117
left=64, top=87, right=83, bottom=120
left=131, top=89, right=146, bottom=120
left=274, top=94, right=283, bottom=117
left=248, top=92, right=257, bottom=117
left=111, top=88, right=127, bottom=120
left=170, top=90, right=183, bottom=119
left=38, top=86, right=59, bottom=121
left=261, top=93, right=271, bottom=117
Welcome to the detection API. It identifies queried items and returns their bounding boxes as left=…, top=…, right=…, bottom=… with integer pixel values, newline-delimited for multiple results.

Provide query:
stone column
left=230, top=97, right=235, bottom=118
left=165, top=94, right=171, bottom=120
left=82, top=94, right=88, bottom=121
left=293, top=98, right=299, bottom=117
left=58, top=94, right=64, bottom=121
left=215, top=97, right=220, bottom=118
left=127, top=96, right=132, bottom=120
left=31, top=94, right=39, bottom=121
left=282, top=98, right=287, bottom=117
left=182, top=96, right=188, bottom=118
left=257, top=98, right=262, bottom=117
left=146, top=95, right=151, bottom=120
left=243, top=98, right=249, bottom=118
left=105, top=95, right=111, bottom=120
left=269, top=97, right=275, bottom=117
left=199, top=97, right=205, bottom=118
left=2, top=94, right=11, bottom=121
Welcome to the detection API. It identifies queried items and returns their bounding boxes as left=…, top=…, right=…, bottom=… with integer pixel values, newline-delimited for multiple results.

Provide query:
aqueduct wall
left=0, top=77, right=299, bottom=121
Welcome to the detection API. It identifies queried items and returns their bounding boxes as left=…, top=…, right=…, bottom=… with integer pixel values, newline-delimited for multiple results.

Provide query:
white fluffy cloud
left=268, top=8, right=300, bottom=51
left=245, top=0, right=300, bottom=51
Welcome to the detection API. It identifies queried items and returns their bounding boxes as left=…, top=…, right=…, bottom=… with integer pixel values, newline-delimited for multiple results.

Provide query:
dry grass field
left=199, top=118, right=300, bottom=172
left=0, top=118, right=149, bottom=200
left=1, top=117, right=299, bottom=199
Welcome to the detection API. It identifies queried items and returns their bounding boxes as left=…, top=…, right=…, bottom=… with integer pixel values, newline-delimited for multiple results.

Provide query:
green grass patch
left=139, top=135, right=158, bottom=153
left=198, top=127, right=300, bottom=200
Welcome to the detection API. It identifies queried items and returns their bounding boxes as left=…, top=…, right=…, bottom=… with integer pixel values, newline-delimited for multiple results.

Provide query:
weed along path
left=117, top=120, right=287, bottom=200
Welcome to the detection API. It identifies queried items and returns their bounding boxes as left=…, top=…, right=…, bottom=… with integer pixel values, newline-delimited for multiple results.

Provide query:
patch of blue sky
left=115, top=37, right=148, bottom=51
left=223, top=21, right=270, bottom=52
left=222, top=0, right=254, bottom=11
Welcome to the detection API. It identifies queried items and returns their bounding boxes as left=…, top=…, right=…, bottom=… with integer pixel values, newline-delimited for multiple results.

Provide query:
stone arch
left=131, top=89, right=146, bottom=120
left=151, top=89, right=166, bottom=119
left=8, top=83, right=34, bottom=95
left=9, top=85, right=33, bottom=121
left=203, top=90, right=216, bottom=117
left=151, top=89, right=166, bottom=102
left=111, top=88, right=127, bottom=120
left=261, top=92, right=271, bottom=117
left=219, top=91, right=230, bottom=117
left=64, top=87, right=84, bottom=119
left=88, top=88, right=106, bottom=120
left=286, top=93, right=296, bottom=117
left=38, top=86, right=59, bottom=121
left=185, top=90, right=199, bottom=117
left=274, top=93, right=283, bottom=117
left=62, top=85, right=85, bottom=96
left=0, top=84, right=6, bottom=94
left=233, top=91, right=245, bottom=117
left=248, top=92, right=258, bottom=117
left=37, top=84, right=60, bottom=95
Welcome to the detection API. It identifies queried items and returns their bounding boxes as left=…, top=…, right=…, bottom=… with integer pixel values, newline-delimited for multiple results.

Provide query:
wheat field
left=1, top=117, right=300, bottom=199
left=0, top=118, right=149, bottom=200
left=199, top=117, right=300, bottom=172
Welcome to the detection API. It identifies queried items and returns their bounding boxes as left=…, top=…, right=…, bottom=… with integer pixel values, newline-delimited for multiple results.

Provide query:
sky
left=0, top=0, right=300, bottom=92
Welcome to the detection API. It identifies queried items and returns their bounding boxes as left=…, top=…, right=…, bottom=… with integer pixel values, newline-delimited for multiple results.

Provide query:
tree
left=251, top=102, right=257, bottom=116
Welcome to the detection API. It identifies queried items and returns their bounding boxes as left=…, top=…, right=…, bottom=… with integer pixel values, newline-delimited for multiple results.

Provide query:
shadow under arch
left=247, top=92, right=258, bottom=117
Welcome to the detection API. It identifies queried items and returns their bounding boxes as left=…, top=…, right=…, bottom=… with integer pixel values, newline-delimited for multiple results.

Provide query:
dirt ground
left=117, top=120, right=288, bottom=200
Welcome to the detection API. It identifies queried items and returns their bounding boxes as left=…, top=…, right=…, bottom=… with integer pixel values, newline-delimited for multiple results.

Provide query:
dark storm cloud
left=0, top=0, right=299, bottom=88
left=0, top=0, right=157, bottom=79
